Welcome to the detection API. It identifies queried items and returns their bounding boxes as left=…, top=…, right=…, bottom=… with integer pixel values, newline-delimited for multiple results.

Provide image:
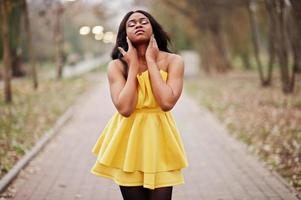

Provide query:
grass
left=0, top=62, right=107, bottom=179
left=185, top=69, right=301, bottom=192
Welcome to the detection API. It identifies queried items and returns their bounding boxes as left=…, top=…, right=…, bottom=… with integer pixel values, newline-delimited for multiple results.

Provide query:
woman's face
left=125, top=12, right=153, bottom=45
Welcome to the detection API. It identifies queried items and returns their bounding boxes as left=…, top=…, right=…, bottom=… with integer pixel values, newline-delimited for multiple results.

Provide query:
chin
left=132, top=37, right=149, bottom=45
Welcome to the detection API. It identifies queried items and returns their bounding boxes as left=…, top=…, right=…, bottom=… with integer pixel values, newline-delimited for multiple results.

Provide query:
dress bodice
left=135, top=69, right=168, bottom=109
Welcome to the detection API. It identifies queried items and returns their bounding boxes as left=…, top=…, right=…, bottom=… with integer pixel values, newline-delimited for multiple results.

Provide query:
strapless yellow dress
left=90, top=69, right=189, bottom=189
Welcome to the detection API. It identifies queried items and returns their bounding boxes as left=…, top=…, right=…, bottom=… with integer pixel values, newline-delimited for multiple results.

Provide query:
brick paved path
left=1, top=73, right=299, bottom=200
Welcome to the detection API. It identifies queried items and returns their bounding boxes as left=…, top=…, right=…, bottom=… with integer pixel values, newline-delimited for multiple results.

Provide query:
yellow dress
left=90, top=69, right=189, bottom=189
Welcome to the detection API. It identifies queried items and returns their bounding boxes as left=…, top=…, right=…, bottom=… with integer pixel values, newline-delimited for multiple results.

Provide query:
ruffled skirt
left=90, top=109, right=189, bottom=189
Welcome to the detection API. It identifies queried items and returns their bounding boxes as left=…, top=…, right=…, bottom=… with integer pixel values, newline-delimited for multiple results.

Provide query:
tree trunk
left=241, top=53, right=251, bottom=70
left=209, top=25, right=232, bottom=72
left=9, top=1, right=25, bottom=78
left=265, top=0, right=277, bottom=86
left=275, top=0, right=291, bottom=93
left=1, top=0, right=12, bottom=103
left=22, top=0, right=38, bottom=89
left=54, top=2, right=64, bottom=80
left=11, top=49, right=25, bottom=77
left=247, top=0, right=265, bottom=85
left=290, top=0, right=301, bottom=74
left=283, top=0, right=300, bottom=92
left=199, top=31, right=211, bottom=74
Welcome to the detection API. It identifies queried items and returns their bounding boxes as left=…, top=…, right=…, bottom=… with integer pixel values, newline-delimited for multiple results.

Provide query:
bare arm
left=107, top=37, right=141, bottom=117
left=145, top=35, right=184, bottom=111
left=107, top=60, right=140, bottom=117
left=147, top=55, right=184, bottom=111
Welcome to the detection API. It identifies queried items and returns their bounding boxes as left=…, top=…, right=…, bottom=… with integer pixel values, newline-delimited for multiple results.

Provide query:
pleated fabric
left=90, top=69, right=189, bottom=189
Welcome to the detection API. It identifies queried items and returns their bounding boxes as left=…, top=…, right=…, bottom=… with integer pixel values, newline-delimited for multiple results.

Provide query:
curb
left=0, top=60, right=106, bottom=194
left=0, top=100, right=74, bottom=193
left=264, top=162, right=301, bottom=200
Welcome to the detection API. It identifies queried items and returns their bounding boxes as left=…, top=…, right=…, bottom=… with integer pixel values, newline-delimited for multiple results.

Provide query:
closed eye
left=127, top=18, right=149, bottom=27
left=141, top=19, right=149, bottom=25
left=128, top=21, right=135, bottom=27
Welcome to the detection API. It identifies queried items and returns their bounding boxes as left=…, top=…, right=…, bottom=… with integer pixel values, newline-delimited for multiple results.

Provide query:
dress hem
left=92, top=150, right=189, bottom=173
left=90, top=169, right=185, bottom=190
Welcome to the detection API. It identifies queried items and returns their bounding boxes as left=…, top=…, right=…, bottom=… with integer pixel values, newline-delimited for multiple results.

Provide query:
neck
left=134, top=43, right=148, bottom=62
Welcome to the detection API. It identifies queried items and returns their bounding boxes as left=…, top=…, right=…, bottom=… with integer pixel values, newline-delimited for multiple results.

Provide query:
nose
left=135, top=22, right=143, bottom=29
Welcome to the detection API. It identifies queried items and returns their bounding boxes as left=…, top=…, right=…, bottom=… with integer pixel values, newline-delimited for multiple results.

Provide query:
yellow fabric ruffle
left=91, top=162, right=184, bottom=190
left=90, top=69, right=189, bottom=189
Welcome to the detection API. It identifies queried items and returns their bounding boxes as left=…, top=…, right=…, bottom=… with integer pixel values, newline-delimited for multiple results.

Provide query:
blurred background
left=0, top=0, right=300, bottom=195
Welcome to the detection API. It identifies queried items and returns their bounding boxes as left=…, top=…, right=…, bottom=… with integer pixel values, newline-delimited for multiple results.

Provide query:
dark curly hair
left=111, top=10, right=172, bottom=79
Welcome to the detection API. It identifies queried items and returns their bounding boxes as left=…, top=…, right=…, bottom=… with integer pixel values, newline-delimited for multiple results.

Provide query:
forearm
left=116, top=65, right=138, bottom=115
left=147, top=61, right=175, bottom=110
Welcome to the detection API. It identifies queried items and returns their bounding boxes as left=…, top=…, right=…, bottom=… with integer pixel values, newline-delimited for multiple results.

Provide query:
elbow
left=115, top=99, right=136, bottom=117
left=160, top=102, right=174, bottom=112
left=119, top=110, right=132, bottom=118
left=116, top=105, right=134, bottom=118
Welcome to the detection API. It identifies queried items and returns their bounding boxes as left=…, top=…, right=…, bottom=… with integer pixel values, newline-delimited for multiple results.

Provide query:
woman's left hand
left=146, top=35, right=159, bottom=63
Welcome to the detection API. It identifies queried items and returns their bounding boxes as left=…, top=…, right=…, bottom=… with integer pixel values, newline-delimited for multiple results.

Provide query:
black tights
left=119, top=185, right=173, bottom=200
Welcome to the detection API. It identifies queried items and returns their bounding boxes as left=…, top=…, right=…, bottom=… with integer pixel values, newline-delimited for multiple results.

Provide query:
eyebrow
left=127, top=17, right=148, bottom=24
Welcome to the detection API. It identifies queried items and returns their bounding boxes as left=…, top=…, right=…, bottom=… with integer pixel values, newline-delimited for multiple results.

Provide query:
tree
left=8, top=0, right=26, bottom=77
left=271, top=0, right=297, bottom=93
left=225, top=6, right=252, bottom=70
left=0, top=0, right=13, bottom=102
left=54, top=1, right=65, bottom=80
left=21, top=0, right=38, bottom=89
left=247, top=0, right=276, bottom=86
left=162, top=0, right=233, bottom=73
left=290, top=0, right=301, bottom=74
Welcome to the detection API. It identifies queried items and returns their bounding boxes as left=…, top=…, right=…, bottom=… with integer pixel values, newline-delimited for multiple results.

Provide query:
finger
left=126, top=37, right=133, bottom=49
left=152, top=35, right=158, bottom=49
left=118, top=47, right=126, bottom=56
left=154, top=40, right=158, bottom=49
left=151, top=35, right=156, bottom=48
left=148, top=35, right=154, bottom=47
left=148, top=37, right=152, bottom=46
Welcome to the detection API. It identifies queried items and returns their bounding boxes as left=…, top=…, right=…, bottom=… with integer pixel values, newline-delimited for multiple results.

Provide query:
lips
left=135, top=29, right=145, bottom=35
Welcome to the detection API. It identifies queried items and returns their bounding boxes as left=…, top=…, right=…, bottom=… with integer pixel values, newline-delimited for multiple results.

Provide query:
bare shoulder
left=107, top=59, right=126, bottom=81
left=107, top=59, right=124, bottom=75
left=165, top=53, right=184, bottom=74
left=168, top=53, right=184, bottom=63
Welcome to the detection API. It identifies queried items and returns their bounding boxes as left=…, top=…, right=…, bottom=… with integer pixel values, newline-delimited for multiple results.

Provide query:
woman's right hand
left=118, top=37, right=138, bottom=67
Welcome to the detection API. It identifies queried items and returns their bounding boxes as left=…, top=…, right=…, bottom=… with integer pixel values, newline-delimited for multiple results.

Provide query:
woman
left=90, top=10, right=189, bottom=200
